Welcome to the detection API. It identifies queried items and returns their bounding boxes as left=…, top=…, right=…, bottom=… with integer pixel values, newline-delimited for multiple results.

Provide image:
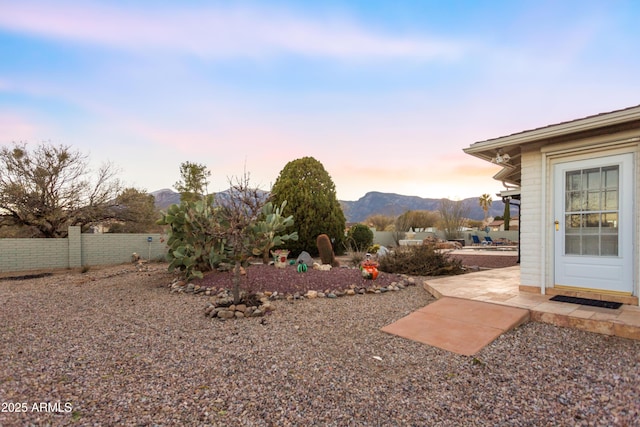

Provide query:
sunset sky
left=1, top=0, right=639, bottom=201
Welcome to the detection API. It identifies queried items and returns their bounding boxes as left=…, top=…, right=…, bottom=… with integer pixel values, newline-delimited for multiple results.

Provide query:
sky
left=1, top=0, right=639, bottom=202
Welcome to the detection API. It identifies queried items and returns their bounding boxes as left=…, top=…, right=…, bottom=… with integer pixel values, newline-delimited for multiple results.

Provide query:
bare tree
left=438, top=199, right=470, bottom=240
left=0, top=142, right=123, bottom=237
left=364, top=214, right=395, bottom=231
left=215, top=172, right=267, bottom=303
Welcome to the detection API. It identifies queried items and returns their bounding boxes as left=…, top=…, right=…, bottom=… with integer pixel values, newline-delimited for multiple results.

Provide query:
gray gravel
left=1, top=263, right=639, bottom=426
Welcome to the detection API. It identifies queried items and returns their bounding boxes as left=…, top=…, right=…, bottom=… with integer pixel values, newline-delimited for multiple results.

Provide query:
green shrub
left=378, top=245, right=464, bottom=276
left=346, top=224, right=374, bottom=253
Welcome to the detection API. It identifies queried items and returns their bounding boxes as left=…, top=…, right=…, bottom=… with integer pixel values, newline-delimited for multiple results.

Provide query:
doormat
left=549, top=295, right=622, bottom=309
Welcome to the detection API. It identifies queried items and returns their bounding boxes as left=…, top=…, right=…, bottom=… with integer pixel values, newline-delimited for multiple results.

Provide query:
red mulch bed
left=192, top=254, right=518, bottom=295
left=193, top=265, right=404, bottom=295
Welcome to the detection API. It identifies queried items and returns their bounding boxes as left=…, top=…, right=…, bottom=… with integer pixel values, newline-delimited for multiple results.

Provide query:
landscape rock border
left=169, top=274, right=419, bottom=320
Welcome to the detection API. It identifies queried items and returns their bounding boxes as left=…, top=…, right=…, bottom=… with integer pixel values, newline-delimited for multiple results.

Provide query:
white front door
left=553, top=153, right=634, bottom=294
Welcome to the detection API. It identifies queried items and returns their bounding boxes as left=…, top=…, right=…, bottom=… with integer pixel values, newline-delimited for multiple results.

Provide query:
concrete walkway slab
left=423, top=266, right=640, bottom=340
left=381, top=297, right=529, bottom=356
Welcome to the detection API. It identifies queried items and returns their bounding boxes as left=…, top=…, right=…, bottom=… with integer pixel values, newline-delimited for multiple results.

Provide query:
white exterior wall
left=520, top=131, right=640, bottom=296
left=519, top=147, right=543, bottom=287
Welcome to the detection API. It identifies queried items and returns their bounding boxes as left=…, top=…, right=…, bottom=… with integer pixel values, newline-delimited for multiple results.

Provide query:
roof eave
left=464, top=105, right=640, bottom=154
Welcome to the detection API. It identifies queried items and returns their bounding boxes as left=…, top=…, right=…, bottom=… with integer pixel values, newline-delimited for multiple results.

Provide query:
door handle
left=554, top=220, right=559, bottom=231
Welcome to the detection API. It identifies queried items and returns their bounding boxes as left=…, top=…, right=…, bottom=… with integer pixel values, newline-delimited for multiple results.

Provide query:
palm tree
left=478, top=193, right=492, bottom=225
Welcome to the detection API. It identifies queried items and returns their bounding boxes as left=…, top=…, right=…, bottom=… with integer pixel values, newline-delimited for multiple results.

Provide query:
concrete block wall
left=81, top=233, right=167, bottom=266
left=0, top=226, right=168, bottom=273
left=0, top=237, right=68, bottom=272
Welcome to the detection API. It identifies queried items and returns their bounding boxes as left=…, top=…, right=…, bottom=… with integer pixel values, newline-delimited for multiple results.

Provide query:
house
left=487, top=217, right=520, bottom=232
left=464, top=105, right=640, bottom=306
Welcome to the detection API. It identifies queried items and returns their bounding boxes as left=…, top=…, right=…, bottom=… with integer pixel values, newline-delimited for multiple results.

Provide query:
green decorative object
left=297, top=263, right=308, bottom=273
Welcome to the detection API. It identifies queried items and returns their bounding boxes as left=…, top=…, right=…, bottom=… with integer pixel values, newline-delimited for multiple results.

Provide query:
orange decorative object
left=361, top=260, right=379, bottom=280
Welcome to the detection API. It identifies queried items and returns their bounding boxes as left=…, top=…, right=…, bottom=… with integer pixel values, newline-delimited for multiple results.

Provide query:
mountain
left=151, top=189, right=508, bottom=223
left=150, top=189, right=181, bottom=210
left=339, top=192, right=507, bottom=223
left=150, top=188, right=269, bottom=211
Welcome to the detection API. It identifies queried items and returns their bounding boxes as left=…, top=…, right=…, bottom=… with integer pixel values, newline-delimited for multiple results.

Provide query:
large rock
left=296, top=251, right=314, bottom=267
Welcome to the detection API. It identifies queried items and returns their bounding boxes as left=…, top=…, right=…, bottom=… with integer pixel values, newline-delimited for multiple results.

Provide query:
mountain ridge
left=150, top=189, right=508, bottom=223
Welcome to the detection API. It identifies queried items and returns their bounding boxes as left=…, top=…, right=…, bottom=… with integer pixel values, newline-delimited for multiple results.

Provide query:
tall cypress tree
left=270, top=157, right=346, bottom=256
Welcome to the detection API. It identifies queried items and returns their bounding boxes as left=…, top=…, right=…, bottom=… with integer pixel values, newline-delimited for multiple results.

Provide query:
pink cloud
left=0, top=112, right=38, bottom=142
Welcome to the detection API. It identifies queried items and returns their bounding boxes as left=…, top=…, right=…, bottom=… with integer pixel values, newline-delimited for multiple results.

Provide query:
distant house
left=464, top=105, right=639, bottom=306
left=487, top=217, right=519, bottom=232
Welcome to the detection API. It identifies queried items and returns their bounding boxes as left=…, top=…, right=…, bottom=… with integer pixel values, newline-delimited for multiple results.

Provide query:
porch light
left=492, top=150, right=511, bottom=164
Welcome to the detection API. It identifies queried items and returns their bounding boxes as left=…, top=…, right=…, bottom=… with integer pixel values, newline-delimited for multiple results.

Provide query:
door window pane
left=585, top=168, right=601, bottom=190
left=564, top=165, right=619, bottom=257
left=566, top=171, right=582, bottom=191
left=603, top=166, right=618, bottom=189
left=604, top=190, right=618, bottom=210
left=586, top=191, right=600, bottom=210
left=565, top=235, right=581, bottom=255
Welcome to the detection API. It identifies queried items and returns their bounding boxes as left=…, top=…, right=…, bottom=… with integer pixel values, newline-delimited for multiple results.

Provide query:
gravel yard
left=1, top=261, right=639, bottom=426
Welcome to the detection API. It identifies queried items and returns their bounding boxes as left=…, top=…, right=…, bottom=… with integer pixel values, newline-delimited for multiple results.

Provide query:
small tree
left=216, top=173, right=297, bottom=303
left=174, top=161, right=210, bottom=203
left=391, top=212, right=412, bottom=246
left=503, top=198, right=511, bottom=231
left=438, top=199, right=470, bottom=240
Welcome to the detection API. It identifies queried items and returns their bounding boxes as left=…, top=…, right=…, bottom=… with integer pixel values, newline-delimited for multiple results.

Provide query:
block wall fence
left=0, top=226, right=168, bottom=273
left=0, top=227, right=519, bottom=273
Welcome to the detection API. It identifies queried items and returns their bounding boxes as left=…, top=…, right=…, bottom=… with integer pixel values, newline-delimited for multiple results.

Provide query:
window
left=564, top=166, right=618, bottom=256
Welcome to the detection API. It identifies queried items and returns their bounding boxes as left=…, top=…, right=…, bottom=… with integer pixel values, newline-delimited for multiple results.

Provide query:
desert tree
left=0, top=142, right=123, bottom=237
left=107, top=188, right=163, bottom=233
left=365, top=214, right=395, bottom=231
left=396, top=210, right=439, bottom=231
left=269, top=157, right=345, bottom=256
left=174, top=161, right=210, bottom=203
left=438, top=198, right=470, bottom=240
left=215, top=172, right=297, bottom=303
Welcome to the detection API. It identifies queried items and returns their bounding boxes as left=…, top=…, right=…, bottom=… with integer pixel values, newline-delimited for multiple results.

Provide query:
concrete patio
left=382, top=265, right=640, bottom=355
left=423, top=266, right=640, bottom=341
